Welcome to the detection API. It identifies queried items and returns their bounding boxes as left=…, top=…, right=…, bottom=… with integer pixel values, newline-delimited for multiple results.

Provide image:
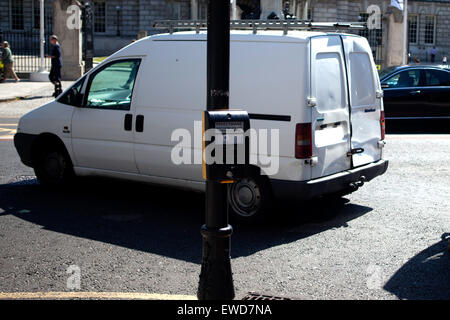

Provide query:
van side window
left=58, top=78, right=85, bottom=107
left=349, top=52, right=375, bottom=106
left=84, top=59, right=141, bottom=111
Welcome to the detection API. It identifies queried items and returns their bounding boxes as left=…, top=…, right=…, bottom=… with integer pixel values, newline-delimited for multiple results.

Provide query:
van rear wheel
left=228, top=176, right=272, bottom=224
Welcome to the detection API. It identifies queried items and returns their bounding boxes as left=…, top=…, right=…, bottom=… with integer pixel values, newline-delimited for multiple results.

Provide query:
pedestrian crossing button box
left=202, top=110, right=251, bottom=182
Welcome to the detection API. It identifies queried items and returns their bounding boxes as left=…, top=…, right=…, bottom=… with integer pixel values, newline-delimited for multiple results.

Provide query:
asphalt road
left=0, top=96, right=449, bottom=300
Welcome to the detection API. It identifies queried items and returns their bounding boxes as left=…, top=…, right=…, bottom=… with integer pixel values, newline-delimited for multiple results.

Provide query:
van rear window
left=349, top=53, right=375, bottom=106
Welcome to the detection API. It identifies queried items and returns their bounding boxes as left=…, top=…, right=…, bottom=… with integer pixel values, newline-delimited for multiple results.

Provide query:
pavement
left=0, top=80, right=74, bottom=103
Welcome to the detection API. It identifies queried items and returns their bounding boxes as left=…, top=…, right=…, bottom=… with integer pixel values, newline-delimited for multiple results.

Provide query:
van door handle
left=136, top=115, right=144, bottom=132
left=347, top=148, right=364, bottom=157
left=124, top=114, right=133, bottom=131
left=410, top=90, right=421, bottom=95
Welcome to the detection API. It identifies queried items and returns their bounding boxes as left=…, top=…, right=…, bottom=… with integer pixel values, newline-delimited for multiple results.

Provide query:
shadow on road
left=386, top=118, right=450, bottom=134
left=0, top=177, right=372, bottom=264
left=384, top=233, right=450, bottom=300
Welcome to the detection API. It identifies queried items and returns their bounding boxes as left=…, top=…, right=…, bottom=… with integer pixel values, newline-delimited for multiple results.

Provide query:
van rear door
left=341, top=35, right=382, bottom=167
left=310, top=35, right=351, bottom=179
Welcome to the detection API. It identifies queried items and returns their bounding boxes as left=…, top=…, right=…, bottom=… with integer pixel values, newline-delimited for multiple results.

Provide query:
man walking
left=430, top=46, right=436, bottom=63
left=46, top=35, right=63, bottom=97
left=0, top=41, right=20, bottom=83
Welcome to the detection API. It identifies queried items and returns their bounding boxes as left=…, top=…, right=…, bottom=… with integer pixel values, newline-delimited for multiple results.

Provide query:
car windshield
left=379, top=66, right=398, bottom=79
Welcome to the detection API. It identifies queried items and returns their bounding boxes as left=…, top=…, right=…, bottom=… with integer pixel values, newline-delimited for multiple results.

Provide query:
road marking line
left=0, top=128, right=17, bottom=139
left=386, top=134, right=450, bottom=140
left=0, top=291, right=197, bottom=300
left=0, top=136, right=14, bottom=141
left=0, top=124, right=18, bottom=126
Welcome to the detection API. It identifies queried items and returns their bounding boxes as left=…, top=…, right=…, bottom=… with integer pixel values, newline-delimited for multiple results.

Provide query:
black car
left=379, top=65, right=450, bottom=120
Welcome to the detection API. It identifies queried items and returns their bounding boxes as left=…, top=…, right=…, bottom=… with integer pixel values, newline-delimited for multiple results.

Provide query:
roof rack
left=152, top=20, right=366, bottom=35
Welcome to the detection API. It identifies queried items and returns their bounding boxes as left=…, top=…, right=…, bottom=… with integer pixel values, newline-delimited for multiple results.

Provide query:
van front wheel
left=228, top=177, right=272, bottom=223
left=34, top=148, right=74, bottom=187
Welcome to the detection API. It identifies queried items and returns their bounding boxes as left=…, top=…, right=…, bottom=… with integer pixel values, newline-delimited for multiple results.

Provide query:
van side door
left=132, top=41, right=205, bottom=183
left=341, top=35, right=382, bottom=168
left=310, top=35, right=352, bottom=179
left=71, top=58, right=142, bottom=173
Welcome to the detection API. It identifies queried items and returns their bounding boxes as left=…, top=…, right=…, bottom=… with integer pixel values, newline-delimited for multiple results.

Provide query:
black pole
left=197, top=0, right=235, bottom=300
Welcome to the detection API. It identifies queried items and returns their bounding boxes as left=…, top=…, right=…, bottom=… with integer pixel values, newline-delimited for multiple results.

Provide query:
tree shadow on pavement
left=0, top=177, right=372, bottom=264
left=383, top=233, right=450, bottom=300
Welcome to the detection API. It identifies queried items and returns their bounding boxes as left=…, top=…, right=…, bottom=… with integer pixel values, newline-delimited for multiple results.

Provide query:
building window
left=33, top=0, right=42, bottom=30
left=167, top=0, right=181, bottom=20
left=307, top=8, right=313, bottom=20
left=359, top=12, right=382, bottom=45
left=33, top=1, right=53, bottom=32
left=359, top=13, right=369, bottom=38
left=10, top=0, right=24, bottom=30
left=408, top=15, right=418, bottom=44
left=424, top=15, right=436, bottom=45
left=198, top=0, right=207, bottom=20
left=94, top=0, right=106, bottom=33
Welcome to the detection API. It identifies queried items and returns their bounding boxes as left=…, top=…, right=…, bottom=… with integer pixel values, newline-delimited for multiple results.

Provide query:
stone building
left=0, top=0, right=449, bottom=62
left=299, top=0, right=450, bottom=63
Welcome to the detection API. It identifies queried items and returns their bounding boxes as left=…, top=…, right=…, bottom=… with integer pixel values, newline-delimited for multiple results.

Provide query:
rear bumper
left=270, top=159, right=389, bottom=200
left=14, top=133, right=37, bottom=167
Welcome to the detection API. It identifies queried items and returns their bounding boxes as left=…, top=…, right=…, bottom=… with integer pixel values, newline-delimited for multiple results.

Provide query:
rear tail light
left=380, top=111, right=386, bottom=140
left=295, top=123, right=312, bottom=159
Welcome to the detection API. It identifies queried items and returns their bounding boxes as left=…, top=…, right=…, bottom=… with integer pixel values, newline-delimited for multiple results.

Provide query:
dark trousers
left=49, top=66, right=62, bottom=96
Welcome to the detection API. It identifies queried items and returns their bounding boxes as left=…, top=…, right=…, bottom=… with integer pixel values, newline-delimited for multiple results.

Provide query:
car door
left=381, top=69, right=424, bottom=118
left=341, top=35, right=382, bottom=167
left=310, top=35, right=351, bottom=179
left=71, top=58, right=142, bottom=173
left=420, top=69, right=450, bottom=118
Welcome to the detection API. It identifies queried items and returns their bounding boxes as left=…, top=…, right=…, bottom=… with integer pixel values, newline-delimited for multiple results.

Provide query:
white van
left=14, top=30, right=388, bottom=222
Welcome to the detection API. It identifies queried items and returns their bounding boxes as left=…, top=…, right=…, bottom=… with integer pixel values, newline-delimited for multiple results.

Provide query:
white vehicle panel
left=310, top=35, right=351, bottom=179
left=342, top=35, right=382, bottom=167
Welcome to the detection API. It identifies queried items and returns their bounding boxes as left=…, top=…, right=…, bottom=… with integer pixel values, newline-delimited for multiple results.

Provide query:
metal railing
left=0, top=30, right=52, bottom=73
left=153, top=19, right=366, bottom=35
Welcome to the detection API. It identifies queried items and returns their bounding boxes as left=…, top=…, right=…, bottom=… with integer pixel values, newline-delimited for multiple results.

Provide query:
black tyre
left=34, top=146, right=74, bottom=187
left=227, top=176, right=273, bottom=224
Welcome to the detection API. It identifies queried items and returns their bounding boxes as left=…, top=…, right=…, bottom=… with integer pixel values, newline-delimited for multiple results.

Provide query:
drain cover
left=242, top=292, right=292, bottom=300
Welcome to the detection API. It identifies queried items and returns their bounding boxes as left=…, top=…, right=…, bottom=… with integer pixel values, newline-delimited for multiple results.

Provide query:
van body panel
left=133, top=37, right=310, bottom=182
left=133, top=41, right=205, bottom=180
left=310, top=35, right=351, bottom=179
left=16, top=101, right=74, bottom=163
left=75, top=166, right=205, bottom=192
left=342, top=35, right=383, bottom=167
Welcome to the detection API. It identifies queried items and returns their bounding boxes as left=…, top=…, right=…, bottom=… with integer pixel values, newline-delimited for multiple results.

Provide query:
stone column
left=260, top=0, right=283, bottom=20
left=382, top=7, right=405, bottom=68
left=191, top=0, right=198, bottom=20
left=53, top=0, right=84, bottom=80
